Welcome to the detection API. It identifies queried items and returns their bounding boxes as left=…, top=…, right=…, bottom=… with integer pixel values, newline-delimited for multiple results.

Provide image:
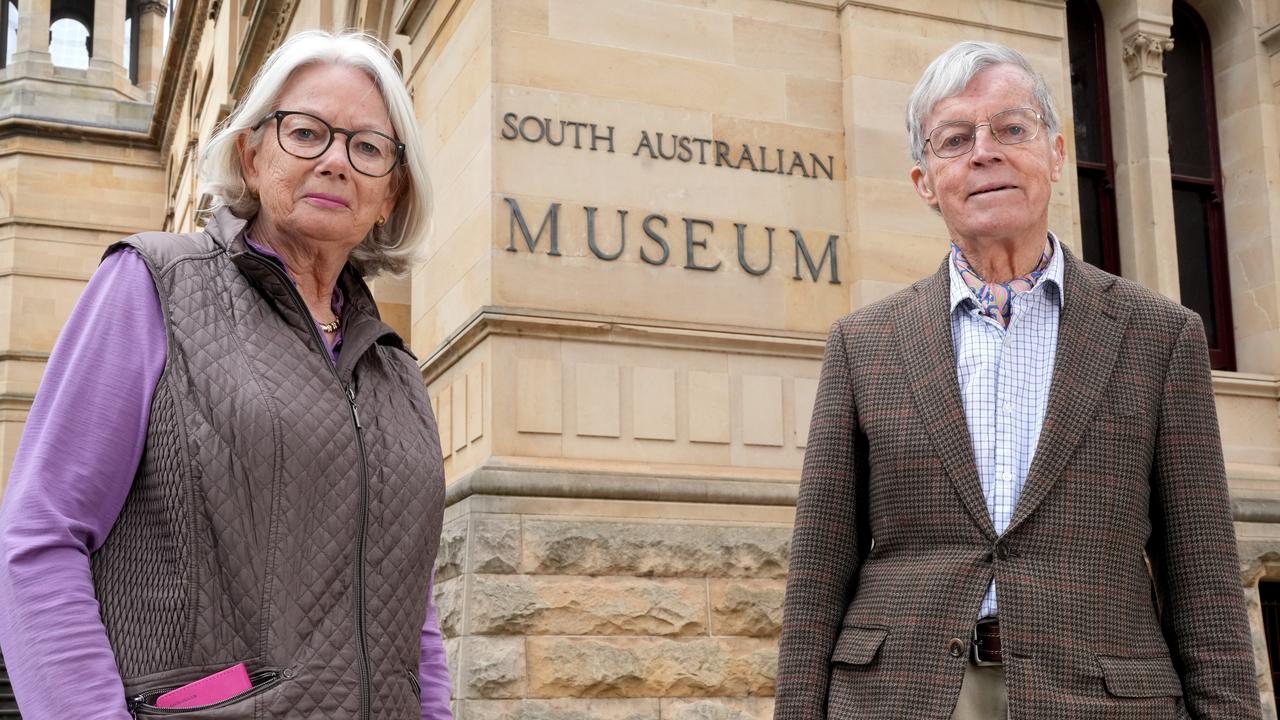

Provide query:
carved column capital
left=1122, top=31, right=1175, bottom=80
left=139, top=0, right=169, bottom=17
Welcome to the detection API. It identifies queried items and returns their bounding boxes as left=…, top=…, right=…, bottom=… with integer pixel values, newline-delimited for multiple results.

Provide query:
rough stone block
left=660, top=697, right=776, bottom=720
left=457, top=698, right=660, bottom=720
left=470, top=575, right=707, bottom=635
left=438, top=518, right=469, bottom=582
left=521, top=520, right=790, bottom=578
left=436, top=574, right=466, bottom=638
left=462, top=636, right=528, bottom=699
left=709, top=579, right=784, bottom=637
left=445, top=637, right=463, bottom=698
left=473, top=514, right=522, bottom=574
left=525, top=637, right=776, bottom=698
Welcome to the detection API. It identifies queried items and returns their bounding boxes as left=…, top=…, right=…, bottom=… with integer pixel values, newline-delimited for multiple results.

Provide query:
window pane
left=5, top=2, right=16, bottom=67
left=1165, top=6, right=1214, bottom=179
left=1077, top=171, right=1105, bottom=268
left=1067, top=1, right=1104, bottom=164
left=1172, top=185, right=1219, bottom=348
left=48, top=18, right=89, bottom=70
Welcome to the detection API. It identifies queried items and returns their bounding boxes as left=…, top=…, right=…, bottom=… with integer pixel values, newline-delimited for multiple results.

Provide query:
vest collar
left=206, top=208, right=414, bottom=380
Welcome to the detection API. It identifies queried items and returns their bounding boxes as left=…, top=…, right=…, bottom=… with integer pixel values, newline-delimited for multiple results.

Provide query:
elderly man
left=774, top=41, right=1260, bottom=719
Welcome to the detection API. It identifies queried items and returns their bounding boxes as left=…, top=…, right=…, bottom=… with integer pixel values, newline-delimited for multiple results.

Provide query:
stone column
left=135, top=0, right=167, bottom=96
left=9, top=0, right=53, bottom=74
left=89, top=0, right=128, bottom=88
left=1111, top=10, right=1181, bottom=301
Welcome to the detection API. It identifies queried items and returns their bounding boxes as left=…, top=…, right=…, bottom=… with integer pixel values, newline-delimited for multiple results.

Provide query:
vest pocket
left=407, top=668, right=422, bottom=701
left=128, top=667, right=287, bottom=717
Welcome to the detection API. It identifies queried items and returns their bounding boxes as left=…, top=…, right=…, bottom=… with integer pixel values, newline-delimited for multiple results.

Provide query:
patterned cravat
left=952, top=238, right=1054, bottom=328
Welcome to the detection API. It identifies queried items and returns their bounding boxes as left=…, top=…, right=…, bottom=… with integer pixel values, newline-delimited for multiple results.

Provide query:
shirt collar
left=948, top=231, right=1065, bottom=313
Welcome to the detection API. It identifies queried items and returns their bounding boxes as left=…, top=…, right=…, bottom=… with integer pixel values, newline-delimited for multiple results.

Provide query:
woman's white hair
left=906, top=41, right=1061, bottom=170
left=199, top=30, right=431, bottom=277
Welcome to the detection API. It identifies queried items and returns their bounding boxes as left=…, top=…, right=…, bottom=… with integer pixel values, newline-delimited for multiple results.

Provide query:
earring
left=375, top=217, right=386, bottom=227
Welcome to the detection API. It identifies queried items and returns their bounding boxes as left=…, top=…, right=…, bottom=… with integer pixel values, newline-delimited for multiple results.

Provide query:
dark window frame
left=1261, top=581, right=1280, bottom=711
left=1168, top=0, right=1236, bottom=371
left=1067, top=0, right=1122, bottom=276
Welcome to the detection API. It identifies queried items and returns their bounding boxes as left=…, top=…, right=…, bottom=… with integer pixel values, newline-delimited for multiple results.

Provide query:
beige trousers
left=950, top=664, right=1008, bottom=720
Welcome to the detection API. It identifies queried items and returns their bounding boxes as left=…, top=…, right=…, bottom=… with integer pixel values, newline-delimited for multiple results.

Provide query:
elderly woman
left=0, top=31, right=450, bottom=718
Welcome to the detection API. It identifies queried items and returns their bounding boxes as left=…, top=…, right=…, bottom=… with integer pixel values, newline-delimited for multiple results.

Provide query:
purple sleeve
left=0, top=249, right=165, bottom=719
left=419, top=568, right=452, bottom=719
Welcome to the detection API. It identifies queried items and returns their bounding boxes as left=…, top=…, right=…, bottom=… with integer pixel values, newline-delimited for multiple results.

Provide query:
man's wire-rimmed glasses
left=924, top=107, right=1044, bottom=159
left=253, top=110, right=405, bottom=178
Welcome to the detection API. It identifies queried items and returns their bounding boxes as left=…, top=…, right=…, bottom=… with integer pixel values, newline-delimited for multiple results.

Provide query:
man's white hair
left=199, top=30, right=431, bottom=277
left=906, top=41, right=1062, bottom=170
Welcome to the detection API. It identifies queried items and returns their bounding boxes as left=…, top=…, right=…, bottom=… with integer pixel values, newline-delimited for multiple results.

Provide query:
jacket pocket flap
left=830, top=626, right=889, bottom=665
left=1097, top=655, right=1184, bottom=698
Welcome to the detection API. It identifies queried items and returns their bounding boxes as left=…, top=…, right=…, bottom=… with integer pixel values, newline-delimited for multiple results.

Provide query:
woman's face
left=239, top=63, right=400, bottom=251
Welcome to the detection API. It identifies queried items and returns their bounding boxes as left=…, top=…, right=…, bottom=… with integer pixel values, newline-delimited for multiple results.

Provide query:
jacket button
left=995, top=542, right=1012, bottom=560
left=282, top=667, right=297, bottom=679
left=948, top=638, right=965, bottom=657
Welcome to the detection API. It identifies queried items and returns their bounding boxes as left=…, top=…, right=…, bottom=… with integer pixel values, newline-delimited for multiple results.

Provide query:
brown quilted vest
left=89, top=208, right=445, bottom=718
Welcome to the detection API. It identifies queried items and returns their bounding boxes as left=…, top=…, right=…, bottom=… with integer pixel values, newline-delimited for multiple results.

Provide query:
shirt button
left=1002, top=401, right=1013, bottom=414
left=948, top=638, right=966, bottom=657
left=1002, top=470, right=1013, bottom=482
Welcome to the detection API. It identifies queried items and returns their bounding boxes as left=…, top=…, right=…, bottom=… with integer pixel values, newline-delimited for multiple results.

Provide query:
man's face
left=910, top=64, right=1065, bottom=248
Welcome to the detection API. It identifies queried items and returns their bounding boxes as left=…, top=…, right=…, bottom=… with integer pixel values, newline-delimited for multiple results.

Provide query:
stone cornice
left=230, top=0, right=301, bottom=102
left=418, top=307, right=827, bottom=385
left=138, top=0, right=169, bottom=17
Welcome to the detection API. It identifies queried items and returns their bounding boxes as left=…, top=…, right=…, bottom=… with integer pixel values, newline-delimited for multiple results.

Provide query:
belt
left=971, top=617, right=1002, bottom=665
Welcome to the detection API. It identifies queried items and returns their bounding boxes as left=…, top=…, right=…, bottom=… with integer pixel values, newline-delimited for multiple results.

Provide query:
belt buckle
left=970, top=618, right=1002, bottom=666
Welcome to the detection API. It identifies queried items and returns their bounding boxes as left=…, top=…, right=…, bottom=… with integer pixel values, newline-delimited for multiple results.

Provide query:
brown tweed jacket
left=775, top=249, right=1261, bottom=719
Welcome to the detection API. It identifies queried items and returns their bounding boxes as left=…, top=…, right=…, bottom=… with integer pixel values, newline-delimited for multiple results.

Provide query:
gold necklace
left=319, top=316, right=341, bottom=333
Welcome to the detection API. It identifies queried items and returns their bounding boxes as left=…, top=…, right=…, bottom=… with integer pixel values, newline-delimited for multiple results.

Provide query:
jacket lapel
left=1006, top=250, right=1129, bottom=534
left=895, top=260, right=997, bottom=540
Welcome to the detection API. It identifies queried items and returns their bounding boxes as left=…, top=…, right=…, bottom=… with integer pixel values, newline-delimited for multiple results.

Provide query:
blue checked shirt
left=948, top=233, right=1064, bottom=619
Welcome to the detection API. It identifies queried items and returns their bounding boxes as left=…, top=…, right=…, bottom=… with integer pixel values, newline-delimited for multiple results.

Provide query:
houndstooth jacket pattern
left=774, top=247, right=1261, bottom=720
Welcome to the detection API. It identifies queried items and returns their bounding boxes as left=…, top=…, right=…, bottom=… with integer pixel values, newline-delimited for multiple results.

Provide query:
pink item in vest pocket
left=153, top=662, right=253, bottom=708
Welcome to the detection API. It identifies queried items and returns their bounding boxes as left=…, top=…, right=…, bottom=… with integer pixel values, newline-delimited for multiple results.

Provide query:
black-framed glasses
left=924, top=107, right=1044, bottom=159
left=253, top=110, right=405, bottom=177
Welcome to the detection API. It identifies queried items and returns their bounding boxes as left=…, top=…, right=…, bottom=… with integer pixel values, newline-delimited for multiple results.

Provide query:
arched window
left=49, top=17, right=90, bottom=69
left=1, top=1, right=16, bottom=68
left=1165, top=0, right=1235, bottom=370
left=1066, top=0, right=1120, bottom=276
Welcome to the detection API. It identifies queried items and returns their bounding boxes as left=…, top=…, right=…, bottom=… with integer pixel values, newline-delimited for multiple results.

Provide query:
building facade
left=3, top=0, right=1280, bottom=717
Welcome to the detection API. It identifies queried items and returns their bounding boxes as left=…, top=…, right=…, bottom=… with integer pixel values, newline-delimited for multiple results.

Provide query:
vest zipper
left=243, top=253, right=373, bottom=719
left=347, top=380, right=372, bottom=720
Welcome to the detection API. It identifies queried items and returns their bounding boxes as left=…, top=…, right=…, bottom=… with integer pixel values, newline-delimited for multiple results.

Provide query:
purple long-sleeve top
left=0, top=248, right=452, bottom=718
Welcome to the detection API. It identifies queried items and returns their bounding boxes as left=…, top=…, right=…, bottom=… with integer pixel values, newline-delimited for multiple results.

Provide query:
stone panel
left=439, top=384, right=455, bottom=458
left=454, top=376, right=470, bottom=452
left=689, top=370, right=731, bottom=444
left=521, top=520, right=790, bottom=577
left=793, top=377, right=817, bottom=448
left=469, top=575, right=707, bottom=636
left=709, top=579, right=785, bottom=637
left=517, top=358, right=564, bottom=434
left=633, top=366, right=677, bottom=441
left=576, top=362, right=621, bottom=437
left=741, top=375, right=784, bottom=447
left=468, top=363, right=485, bottom=442
left=525, top=636, right=776, bottom=698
